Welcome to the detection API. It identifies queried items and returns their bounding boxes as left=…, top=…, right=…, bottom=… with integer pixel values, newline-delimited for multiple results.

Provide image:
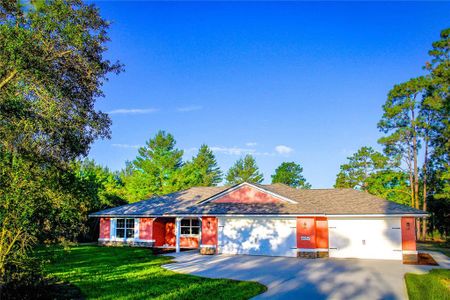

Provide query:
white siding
left=328, top=218, right=402, bottom=260
left=218, top=217, right=297, bottom=257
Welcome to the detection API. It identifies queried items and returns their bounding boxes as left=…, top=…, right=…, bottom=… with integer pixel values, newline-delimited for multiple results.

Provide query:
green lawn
left=36, top=245, right=266, bottom=300
left=405, top=269, right=450, bottom=300
left=417, top=241, right=450, bottom=258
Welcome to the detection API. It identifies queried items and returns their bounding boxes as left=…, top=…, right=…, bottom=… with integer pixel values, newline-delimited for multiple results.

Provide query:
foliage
left=365, top=170, right=411, bottom=205
left=330, top=28, right=450, bottom=240
left=35, top=244, right=267, bottom=300
left=426, top=28, right=450, bottom=201
left=122, top=131, right=184, bottom=202
left=72, top=159, right=126, bottom=210
left=0, top=0, right=120, bottom=293
left=0, top=0, right=121, bottom=165
left=271, top=162, right=311, bottom=189
left=334, top=147, right=391, bottom=190
left=226, top=155, right=264, bottom=185
left=427, top=196, right=450, bottom=238
left=405, top=269, right=450, bottom=300
left=378, top=76, right=429, bottom=210
left=179, top=144, right=222, bottom=188
left=334, top=147, right=410, bottom=205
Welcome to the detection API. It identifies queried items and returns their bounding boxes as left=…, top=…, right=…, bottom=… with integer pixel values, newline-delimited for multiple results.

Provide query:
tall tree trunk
left=407, top=148, right=415, bottom=207
left=422, top=137, right=429, bottom=240
left=411, top=109, right=421, bottom=239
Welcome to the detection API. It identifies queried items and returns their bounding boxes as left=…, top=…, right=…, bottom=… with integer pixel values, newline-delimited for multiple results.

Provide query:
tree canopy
left=0, top=0, right=121, bottom=293
left=226, top=155, right=264, bottom=185
left=334, top=147, right=390, bottom=190
left=271, top=161, right=311, bottom=189
left=334, top=28, right=450, bottom=239
left=179, top=145, right=222, bottom=187
left=0, top=0, right=121, bottom=165
left=123, top=131, right=183, bottom=202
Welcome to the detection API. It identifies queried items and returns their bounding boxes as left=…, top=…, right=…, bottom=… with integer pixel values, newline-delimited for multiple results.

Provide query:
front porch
left=152, top=217, right=201, bottom=252
left=98, top=215, right=219, bottom=254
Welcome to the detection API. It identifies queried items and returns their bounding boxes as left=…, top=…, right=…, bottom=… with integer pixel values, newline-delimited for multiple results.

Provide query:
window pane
left=191, top=219, right=200, bottom=227
left=116, top=228, right=125, bottom=238
left=117, top=219, right=125, bottom=228
left=126, top=219, right=134, bottom=229
left=191, top=227, right=199, bottom=235
left=181, top=219, right=190, bottom=226
left=181, top=227, right=191, bottom=234
left=126, top=229, right=134, bottom=238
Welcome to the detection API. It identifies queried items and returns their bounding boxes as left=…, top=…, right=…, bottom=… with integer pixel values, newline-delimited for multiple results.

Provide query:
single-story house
left=90, top=182, right=426, bottom=262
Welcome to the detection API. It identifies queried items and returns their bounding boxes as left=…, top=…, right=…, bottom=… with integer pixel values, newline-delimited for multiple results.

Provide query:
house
left=90, top=182, right=426, bottom=262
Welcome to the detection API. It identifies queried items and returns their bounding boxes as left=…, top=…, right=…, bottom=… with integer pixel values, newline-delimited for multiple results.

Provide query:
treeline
left=334, top=29, right=450, bottom=240
left=82, top=130, right=311, bottom=204
left=0, top=1, right=122, bottom=296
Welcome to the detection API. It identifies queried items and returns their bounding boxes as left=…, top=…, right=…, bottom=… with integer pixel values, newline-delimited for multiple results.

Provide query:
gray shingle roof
left=90, top=183, right=426, bottom=217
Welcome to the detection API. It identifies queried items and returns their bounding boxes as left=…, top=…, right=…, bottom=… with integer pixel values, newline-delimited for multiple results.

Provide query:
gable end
left=198, top=182, right=297, bottom=204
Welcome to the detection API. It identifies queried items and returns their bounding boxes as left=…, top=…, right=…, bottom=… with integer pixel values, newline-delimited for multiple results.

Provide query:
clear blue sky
left=88, top=1, right=450, bottom=188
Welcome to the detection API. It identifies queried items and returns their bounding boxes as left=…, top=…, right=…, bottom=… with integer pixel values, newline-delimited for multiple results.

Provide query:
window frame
left=116, top=218, right=135, bottom=240
left=180, top=218, right=201, bottom=237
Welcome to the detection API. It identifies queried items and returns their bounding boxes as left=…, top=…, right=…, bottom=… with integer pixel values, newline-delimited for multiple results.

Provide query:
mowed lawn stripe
left=37, top=245, right=266, bottom=300
left=405, top=269, right=450, bottom=300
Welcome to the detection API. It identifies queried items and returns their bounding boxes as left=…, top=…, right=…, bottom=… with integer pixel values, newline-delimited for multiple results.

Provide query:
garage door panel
left=218, top=218, right=296, bottom=257
left=329, top=218, right=402, bottom=260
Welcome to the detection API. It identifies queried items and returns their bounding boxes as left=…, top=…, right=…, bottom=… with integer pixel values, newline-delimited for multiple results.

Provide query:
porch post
left=175, top=217, right=181, bottom=253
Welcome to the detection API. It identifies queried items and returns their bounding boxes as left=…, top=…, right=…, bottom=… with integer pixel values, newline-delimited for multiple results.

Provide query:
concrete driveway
left=163, top=251, right=449, bottom=300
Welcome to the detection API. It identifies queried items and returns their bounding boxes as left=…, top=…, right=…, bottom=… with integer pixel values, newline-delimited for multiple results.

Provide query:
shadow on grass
left=35, top=245, right=266, bottom=300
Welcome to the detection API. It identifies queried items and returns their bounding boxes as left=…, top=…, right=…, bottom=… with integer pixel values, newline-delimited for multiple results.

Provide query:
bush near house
left=405, top=269, right=450, bottom=300
left=34, top=245, right=266, bottom=300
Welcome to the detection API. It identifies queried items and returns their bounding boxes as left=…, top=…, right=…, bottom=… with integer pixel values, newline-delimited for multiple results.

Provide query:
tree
left=426, top=28, right=450, bottom=201
left=334, top=147, right=390, bottom=190
left=0, top=0, right=120, bottom=293
left=0, top=0, right=121, bottom=165
left=123, top=131, right=184, bottom=201
left=271, top=162, right=311, bottom=189
left=421, top=28, right=450, bottom=238
left=378, top=77, right=429, bottom=213
left=365, top=170, right=411, bottom=205
left=226, top=155, right=263, bottom=185
left=334, top=147, right=410, bottom=204
left=179, top=145, right=222, bottom=188
left=72, top=159, right=126, bottom=209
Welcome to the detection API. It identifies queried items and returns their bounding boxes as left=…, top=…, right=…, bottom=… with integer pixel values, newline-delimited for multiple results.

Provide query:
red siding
left=152, top=217, right=200, bottom=248
left=180, top=237, right=199, bottom=248
left=139, top=218, right=154, bottom=241
left=165, top=220, right=176, bottom=246
left=315, top=217, right=329, bottom=249
left=213, top=185, right=283, bottom=204
left=401, top=217, right=416, bottom=251
left=153, top=219, right=166, bottom=246
left=99, top=218, right=110, bottom=239
left=297, top=217, right=316, bottom=249
left=201, top=216, right=218, bottom=246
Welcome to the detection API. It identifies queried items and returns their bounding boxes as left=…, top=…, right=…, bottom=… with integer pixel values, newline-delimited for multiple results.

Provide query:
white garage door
left=328, top=218, right=402, bottom=260
left=218, top=217, right=297, bottom=257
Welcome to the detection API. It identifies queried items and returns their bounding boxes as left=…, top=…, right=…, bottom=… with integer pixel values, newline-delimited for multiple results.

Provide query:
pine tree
left=226, top=155, right=263, bottom=185
left=180, top=144, right=222, bottom=187
left=271, top=162, right=311, bottom=189
left=334, top=147, right=390, bottom=190
left=123, top=131, right=183, bottom=201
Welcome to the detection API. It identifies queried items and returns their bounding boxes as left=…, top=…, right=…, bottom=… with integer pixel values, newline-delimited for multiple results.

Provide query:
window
left=180, top=218, right=200, bottom=236
left=116, top=218, right=135, bottom=239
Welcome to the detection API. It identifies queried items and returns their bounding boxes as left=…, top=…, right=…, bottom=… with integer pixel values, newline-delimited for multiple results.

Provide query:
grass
left=36, top=244, right=266, bottom=300
left=417, top=241, right=450, bottom=257
left=405, top=269, right=450, bottom=300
